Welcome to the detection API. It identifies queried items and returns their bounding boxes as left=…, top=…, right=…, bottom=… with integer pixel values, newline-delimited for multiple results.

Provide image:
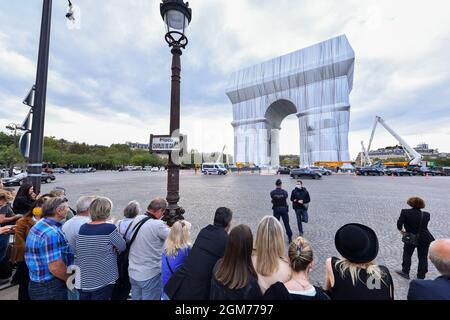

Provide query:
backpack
left=112, top=217, right=151, bottom=300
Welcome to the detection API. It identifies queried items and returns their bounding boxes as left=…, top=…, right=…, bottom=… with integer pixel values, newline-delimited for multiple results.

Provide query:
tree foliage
left=1, top=133, right=166, bottom=169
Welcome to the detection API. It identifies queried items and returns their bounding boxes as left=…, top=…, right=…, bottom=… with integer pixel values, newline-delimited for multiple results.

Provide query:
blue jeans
left=273, top=207, right=293, bottom=241
left=130, top=274, right=162, bottom=300
left=68, top=288, right=80, bottom=300
left=29, top=278, right=68, bottom=300
left=80, top=284, right=115, bottom=300
left=295, top=209, right=308, bottom=235
left=0, top=234, right=9, bottom=261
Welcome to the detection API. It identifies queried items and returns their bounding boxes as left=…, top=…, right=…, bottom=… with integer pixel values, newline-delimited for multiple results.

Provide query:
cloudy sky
left=1, top=0, right=449, bottom=159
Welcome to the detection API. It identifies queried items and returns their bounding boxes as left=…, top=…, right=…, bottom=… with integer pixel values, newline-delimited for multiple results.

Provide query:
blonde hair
left=288, top=237, right=313, bottom=272
left=335, top=258, right=386, bottom=286
left=254, top=216, right=286, bottom=276
left=165, top=220, right=192, bottom=257
left=0, top=190, right=14, bottom=203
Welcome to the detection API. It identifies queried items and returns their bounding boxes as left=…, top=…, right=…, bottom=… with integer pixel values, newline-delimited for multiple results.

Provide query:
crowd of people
left=0, top=180, right=449, bottom=301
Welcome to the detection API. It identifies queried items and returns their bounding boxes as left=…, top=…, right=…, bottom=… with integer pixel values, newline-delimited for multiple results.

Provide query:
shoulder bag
left=402, top=211, right=423, bottom=247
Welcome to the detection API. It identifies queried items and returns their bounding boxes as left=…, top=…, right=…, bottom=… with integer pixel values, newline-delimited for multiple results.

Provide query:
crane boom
left=215, top=145, right=227, bottom=164
left=367, top=117, right=379, bottom=153
left=375, top=116, right=423, bottom=166
left=360, top=141, right=372, bottom=166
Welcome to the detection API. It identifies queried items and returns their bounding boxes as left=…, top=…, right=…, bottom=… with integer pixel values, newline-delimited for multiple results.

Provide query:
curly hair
left=407, top=197, right=425, bottom=209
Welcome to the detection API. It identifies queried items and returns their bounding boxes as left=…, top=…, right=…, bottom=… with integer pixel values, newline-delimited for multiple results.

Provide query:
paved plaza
left=1, top=171, right=449, bottom=300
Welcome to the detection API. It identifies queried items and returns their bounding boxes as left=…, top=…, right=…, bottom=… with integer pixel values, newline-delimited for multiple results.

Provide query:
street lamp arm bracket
left=165, top=31, right=188, bottom=48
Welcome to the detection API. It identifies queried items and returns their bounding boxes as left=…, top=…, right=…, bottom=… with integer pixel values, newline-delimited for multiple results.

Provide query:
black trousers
left=16, top=261, right=31, bottom=300
left=273, top=207, right=293, bottom=240
left=402, top=243, right=429, bottom=279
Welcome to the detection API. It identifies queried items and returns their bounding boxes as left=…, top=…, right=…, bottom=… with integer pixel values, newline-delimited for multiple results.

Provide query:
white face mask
left=296, top=185, right=302, bottom=189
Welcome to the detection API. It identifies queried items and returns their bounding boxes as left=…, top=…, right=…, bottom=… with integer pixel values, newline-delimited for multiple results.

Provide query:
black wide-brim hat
left=334, top=223, right=379, bottom=264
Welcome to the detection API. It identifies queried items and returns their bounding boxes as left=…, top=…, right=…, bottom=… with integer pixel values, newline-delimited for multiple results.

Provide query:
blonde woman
left=264, top=237, right=330, bottom=300
left=252, top=216, right=291, bottom=294
left=162, top=220, right=192, bottom=300
left=325, top=223, right=394, bottom=300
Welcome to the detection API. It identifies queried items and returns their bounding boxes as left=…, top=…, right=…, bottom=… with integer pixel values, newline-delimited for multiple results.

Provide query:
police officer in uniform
left=270, top=179, right=293, bottom=243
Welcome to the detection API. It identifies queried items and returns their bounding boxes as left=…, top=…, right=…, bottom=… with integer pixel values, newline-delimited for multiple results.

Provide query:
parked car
left=151, top=167, right=160, bottom=172
left=42, top=167, right=54, bottom=174
left=277, top=167, right=291, bottom=175
left=70, top=167, right=95, bottom=174
left=2, top=172, right=55, bottom=186
left=202, top=163, right=228, bottom=175
left=41, top=172, right=56, bottom=183
left=442, top=167, right=450, bottom=176
left=53, top=168, right=66, bottom=174
left=290, top=168, right=322, bottom=180
left=309, top=166, right=333, bottom=176
left=355, top=166, right=385, bottom=176
left=13, top=167, right=23, bottom=175
left=414, top=167, right=440, bottom=176
left=385, top=168, right=413, bottom=176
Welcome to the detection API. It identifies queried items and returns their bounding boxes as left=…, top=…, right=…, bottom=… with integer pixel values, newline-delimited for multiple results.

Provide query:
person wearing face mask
left=25, top=197, right=74, bottom=300
left=290, top=180, right=311, bottom=236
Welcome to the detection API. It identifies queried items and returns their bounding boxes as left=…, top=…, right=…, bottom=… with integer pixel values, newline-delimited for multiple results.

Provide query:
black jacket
left=290, top=187, right=311, bottom=210
left=397, top=208, right=434, bottom=245
left=270, top=188, right=289, bottom=209
left=210, top=266, right=262, bottom=300
left=164, top=224, right=228, bottom=300
left=12, top=196, right=34, bottom=215
left=408, top=276, right=450, bottom=300
left=263, top=282, right=330, bottom=300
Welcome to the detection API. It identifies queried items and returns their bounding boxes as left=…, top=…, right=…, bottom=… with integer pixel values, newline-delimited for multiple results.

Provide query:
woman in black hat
left=324, top=223, right=394, bottom=300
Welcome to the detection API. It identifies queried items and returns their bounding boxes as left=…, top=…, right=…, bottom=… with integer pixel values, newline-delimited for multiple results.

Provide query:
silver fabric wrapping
left=226, top=35, right=355, bottom=167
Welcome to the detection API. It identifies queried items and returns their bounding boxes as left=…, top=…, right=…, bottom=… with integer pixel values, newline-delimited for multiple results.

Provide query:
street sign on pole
left=150, top=134, right=187, bottom=155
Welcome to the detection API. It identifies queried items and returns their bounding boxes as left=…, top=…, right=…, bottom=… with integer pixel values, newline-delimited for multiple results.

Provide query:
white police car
left=201, top=163, right=228, bottom=175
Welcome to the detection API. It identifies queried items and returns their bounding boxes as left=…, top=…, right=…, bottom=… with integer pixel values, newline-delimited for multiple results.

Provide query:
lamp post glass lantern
left=160, top=0, right=191, bottom=226
left=161, top=0, right=191, bottom=48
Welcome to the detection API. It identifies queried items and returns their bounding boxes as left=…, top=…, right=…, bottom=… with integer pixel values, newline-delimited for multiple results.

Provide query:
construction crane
left=215, top=145, right=227, bottom=164
left=367, top=116, right=423, bottom=166
left=360, top=141, right=372, bottom=167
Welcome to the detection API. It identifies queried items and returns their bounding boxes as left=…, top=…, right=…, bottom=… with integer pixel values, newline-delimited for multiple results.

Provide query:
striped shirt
left=25, top=218, right=74, bottom=283
left=75, top=223, right=126, bottom=291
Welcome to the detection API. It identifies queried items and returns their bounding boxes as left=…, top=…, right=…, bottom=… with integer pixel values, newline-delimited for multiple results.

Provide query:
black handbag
left=402, top=211, right=423, bottom=247
left=112, top=217, right=151, bottom=300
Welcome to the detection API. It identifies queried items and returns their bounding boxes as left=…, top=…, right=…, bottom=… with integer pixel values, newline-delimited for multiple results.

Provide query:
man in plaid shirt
left=25, top=197, right=74, bottom=300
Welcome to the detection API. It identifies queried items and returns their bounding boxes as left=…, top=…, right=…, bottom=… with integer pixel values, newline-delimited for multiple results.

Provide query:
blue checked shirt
left=25, top=218, right=74, bottom=283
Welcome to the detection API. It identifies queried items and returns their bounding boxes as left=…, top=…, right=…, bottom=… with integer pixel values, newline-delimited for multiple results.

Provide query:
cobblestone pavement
left=2, top=171, right=449, bottom=300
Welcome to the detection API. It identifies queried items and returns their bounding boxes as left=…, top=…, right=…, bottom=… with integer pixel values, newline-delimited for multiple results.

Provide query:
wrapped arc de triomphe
left=226, top=35, right=355, bottom=167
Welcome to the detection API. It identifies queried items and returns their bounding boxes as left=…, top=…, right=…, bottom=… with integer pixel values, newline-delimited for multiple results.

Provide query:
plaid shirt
left=25, top=218, right=74, bottom=283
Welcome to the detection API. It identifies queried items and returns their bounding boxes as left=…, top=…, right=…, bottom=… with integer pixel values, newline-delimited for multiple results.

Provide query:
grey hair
left=147, top=197, right=168, bottom=213
left=76, top=196, right=97, bottom=214
left=124, top=200, right=141, bottom=218
left=89, top=197, right=113, bottom=221
left=429, top=240, right=450, bottom=276
left=42, top=197, right=68, bottom=218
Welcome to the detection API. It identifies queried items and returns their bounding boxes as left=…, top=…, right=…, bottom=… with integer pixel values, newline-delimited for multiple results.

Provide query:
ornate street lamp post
left=160, top=0, right=192, bottom=226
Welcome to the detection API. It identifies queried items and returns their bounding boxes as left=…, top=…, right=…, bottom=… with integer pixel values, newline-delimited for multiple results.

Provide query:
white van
left=201, top=163, right=228, bottom=175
